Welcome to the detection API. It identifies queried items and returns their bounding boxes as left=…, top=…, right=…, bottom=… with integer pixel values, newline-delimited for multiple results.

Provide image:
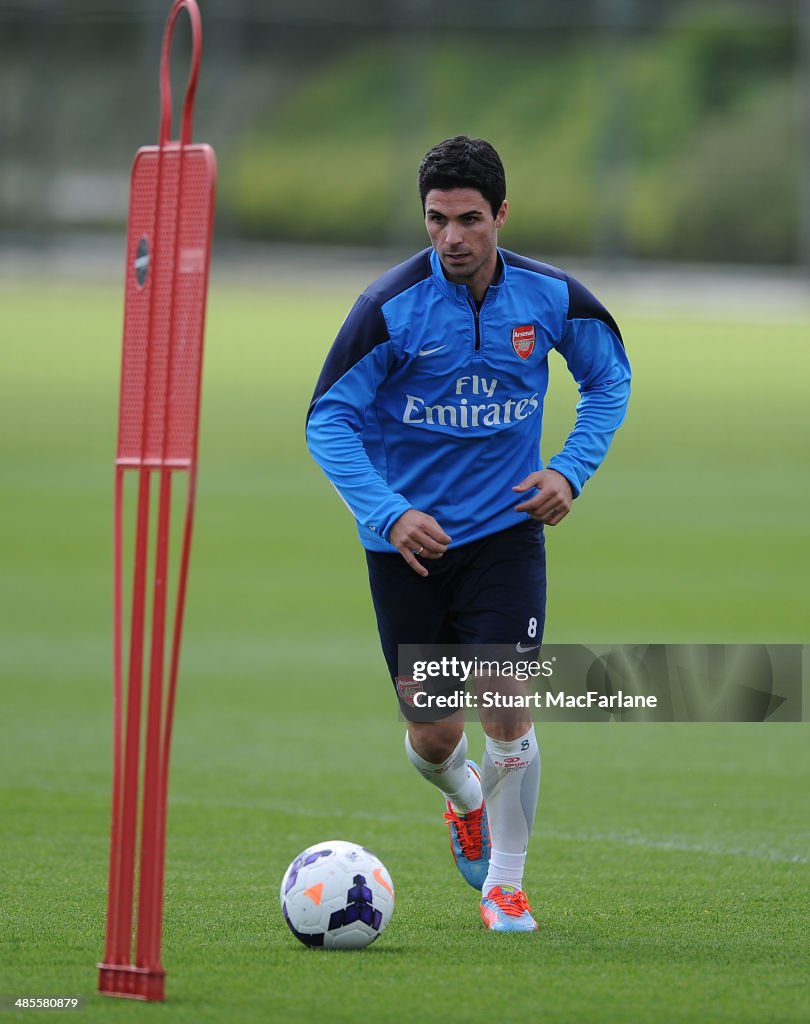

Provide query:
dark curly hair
left=418, top=136, right=506, bottom=218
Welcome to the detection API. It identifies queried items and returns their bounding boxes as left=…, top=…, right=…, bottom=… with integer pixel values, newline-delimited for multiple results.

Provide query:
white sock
left=405, top=732, right=483, bottom=814
left=481, top=725, right=540, bottom=894
left=483, top=849, right=527, bottom=895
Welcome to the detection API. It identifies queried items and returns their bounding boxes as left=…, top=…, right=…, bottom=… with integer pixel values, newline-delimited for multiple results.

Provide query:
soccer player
left=306, top=136, right=631, bottom=932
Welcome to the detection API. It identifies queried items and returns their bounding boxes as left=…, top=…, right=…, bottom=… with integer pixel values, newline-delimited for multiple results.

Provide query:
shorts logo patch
left=511, top=324, right=536, bottom=360
left=395, top=676, right=424, bottom=707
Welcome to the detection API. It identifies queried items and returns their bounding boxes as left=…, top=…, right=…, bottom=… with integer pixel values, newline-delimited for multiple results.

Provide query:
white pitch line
left=534, top=827, right=809, bottom=865
left=162, top=792, right=808, bottom=865
left=21, top=781, right=804, bottom=865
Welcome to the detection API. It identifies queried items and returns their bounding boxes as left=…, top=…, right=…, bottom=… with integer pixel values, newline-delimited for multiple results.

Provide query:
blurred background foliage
left=2, top=0, right=808, bottom=265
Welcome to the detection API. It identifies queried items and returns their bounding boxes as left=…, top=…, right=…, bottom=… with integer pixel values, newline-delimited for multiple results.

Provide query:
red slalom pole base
left=97, top=963, right=166, bottom=1002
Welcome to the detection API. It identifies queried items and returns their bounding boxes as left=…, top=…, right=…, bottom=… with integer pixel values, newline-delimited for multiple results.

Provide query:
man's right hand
left=389, top=509, right=452, bottom=577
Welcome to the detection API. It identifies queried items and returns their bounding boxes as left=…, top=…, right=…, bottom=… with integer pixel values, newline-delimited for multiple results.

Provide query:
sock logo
left=520, top=739, right=530, bottom=751
left=496, top=755, right=531, bottom=770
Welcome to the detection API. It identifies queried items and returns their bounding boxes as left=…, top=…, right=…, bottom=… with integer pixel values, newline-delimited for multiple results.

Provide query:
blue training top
left=306, top=247, right=631, bottom=552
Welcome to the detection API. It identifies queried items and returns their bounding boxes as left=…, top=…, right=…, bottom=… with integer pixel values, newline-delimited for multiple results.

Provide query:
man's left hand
left=512, top=469, right=573, bottom=526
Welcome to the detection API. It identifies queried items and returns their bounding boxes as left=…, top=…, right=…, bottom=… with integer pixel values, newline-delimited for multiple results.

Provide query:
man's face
left=424, top=188, right=508, bottom=299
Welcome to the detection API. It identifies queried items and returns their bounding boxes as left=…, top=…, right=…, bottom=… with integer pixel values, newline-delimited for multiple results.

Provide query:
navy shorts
left=365, top=520, right=546, bottom=721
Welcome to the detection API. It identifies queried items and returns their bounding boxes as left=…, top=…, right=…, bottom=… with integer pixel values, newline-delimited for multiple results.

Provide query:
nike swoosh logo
left=417, top=345, right=446, bottom=357
left=515, top=642, right=541, bottom=653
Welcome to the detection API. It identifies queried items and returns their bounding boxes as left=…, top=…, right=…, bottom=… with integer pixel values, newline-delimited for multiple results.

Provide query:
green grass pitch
left=0, top=275, right=808, bottom=1023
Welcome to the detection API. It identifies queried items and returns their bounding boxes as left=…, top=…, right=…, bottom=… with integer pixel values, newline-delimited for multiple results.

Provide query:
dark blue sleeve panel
left=546, top=275, right=631, bottom=496
left=565, top=274, right=624, bottom=344
left=307, top=293, right=390, bottom=424
left=307, top=250, right=433, bottom=424
left=306, top=293, right=412, bottom=540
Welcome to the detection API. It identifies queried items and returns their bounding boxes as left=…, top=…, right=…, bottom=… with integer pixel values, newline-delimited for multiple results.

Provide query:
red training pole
left=98, top=0, right=216, bottom=1002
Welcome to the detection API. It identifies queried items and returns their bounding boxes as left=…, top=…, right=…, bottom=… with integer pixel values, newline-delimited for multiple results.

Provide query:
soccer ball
left=280, top=840, right=395, bottom=949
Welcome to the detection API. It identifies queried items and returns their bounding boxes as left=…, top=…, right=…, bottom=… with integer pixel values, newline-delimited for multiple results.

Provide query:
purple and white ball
left=280, top=840, right=395, bottom=950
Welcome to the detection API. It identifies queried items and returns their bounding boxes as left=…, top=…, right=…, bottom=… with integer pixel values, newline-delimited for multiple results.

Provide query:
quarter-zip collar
left=429, top=247, right=507, bottom=306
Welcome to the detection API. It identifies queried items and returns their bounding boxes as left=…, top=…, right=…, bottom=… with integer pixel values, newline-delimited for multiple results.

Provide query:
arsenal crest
left=512, top=324, right=536, bottom=359
left=395, top=676, right=424, bottom=707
